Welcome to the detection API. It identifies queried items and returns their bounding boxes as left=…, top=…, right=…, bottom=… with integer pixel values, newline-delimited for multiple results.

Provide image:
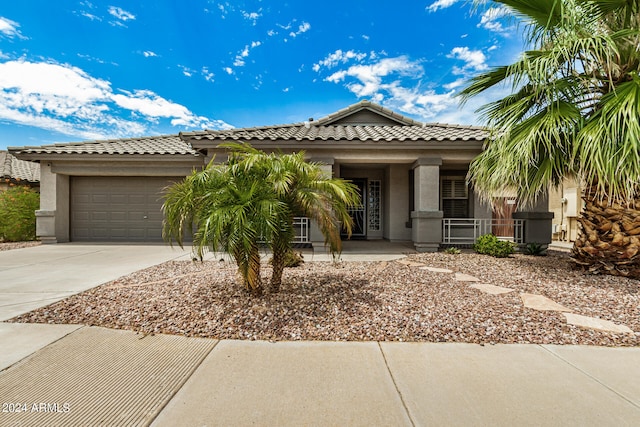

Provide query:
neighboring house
left=549, top=178, right=583, bottom=243
left=8, top=101, right=552, bottom=249
left=0, top=150, right=40, bottom=191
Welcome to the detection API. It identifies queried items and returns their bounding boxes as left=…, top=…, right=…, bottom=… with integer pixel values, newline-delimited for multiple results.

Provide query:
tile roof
left=0, top=151, right=40, bottom=182
left=9, top=135, right=200, bottom=156
left=182, top=123, right=487, bottom=143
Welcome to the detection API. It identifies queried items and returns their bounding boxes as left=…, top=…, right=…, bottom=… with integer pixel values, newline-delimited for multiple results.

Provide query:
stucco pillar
left=309, top=158, right=334, bottom=250
left=36, top=163, right=69, bottom=244
left=513, top=192, right=554, bottom=247
left=411, top=157, right=443, bottom=252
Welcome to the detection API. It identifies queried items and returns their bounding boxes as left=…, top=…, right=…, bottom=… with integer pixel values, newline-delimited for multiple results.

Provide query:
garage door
left=71, top=176, right=178, bottom=242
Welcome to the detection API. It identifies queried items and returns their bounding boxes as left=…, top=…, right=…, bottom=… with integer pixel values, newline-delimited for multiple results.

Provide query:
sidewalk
left=0, top=326, right=638, bottom=426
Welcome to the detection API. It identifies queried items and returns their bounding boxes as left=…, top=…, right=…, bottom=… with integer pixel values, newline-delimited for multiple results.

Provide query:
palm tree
left=228, top=143, right=361, bottom=292
left=162, top=142, right=360, bottom=295
left=460, top=0, right=640, bottom=277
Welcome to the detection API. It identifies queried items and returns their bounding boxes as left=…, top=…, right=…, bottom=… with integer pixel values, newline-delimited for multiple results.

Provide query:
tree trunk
left=234, top=246, right=262, bottom=296
left=270, top=249, right=285, bottom=293
left=571, top=188, right=640, bottom=278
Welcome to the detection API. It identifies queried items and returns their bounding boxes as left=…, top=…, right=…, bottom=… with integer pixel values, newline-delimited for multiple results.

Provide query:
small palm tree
left=162, top=142, right=360, bottom=295
left=460, top=0, right=640, bottom=277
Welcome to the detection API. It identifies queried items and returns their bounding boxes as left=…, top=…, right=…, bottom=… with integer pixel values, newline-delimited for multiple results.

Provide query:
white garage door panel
left=71, top=177, right=176, bottom=242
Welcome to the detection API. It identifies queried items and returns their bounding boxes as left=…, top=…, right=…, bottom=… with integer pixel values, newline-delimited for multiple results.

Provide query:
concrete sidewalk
left=0, top=326, right=638, bottom=426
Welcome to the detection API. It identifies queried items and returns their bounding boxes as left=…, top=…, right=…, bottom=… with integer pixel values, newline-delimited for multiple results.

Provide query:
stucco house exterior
left=0, top=151, right=40, bottom=191
left=8, top=101, right=552, bottom=250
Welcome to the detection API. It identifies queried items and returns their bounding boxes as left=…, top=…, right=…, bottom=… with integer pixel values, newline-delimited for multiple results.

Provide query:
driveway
left=0, top=243, right=192, bottom=321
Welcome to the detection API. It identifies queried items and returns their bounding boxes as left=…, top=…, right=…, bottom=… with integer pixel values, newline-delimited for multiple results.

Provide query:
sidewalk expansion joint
left=148, top=338, right=220, bottom=425
left=539, top=345, right=640, bottom=410
left=377, top=342, right=416, bottom=427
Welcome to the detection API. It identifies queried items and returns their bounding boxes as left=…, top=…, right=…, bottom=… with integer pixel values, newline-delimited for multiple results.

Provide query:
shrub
left=269, top=249, right=304, bottom=268
left=444, top=246, right=461, bottom=255
left=524, top=242, right=547, bottom=256
left=473, top=234, right=515, bottom=258
left=0, top=186, right=39, bottom=242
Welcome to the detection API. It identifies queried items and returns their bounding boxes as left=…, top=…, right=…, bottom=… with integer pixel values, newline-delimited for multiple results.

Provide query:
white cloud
left=448, top=47, right=488, bottom=73
left=0, top=17, right=26, bottom=39
left=241, top=10, right=262, bottom=25
left=108, top=6, right=135, bottom=21
left=427, top=0, right=461, bottom=12
left=142, top=51, right=157, bottom=57
left=313, top=49, right=368, bottom=72
left=223, top=67, right=233, bottom=75
left=0, top=59, right=231, bottom=140
left=201, top=66, right=214, bottom=82
left=289, top=22, right=310, bottom=38
left=478, top=6, right=511, bottom=33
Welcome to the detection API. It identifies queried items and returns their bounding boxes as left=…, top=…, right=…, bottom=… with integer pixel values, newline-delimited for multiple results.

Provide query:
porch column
left=411, top=157, right=443, bottom=252
left=36, top=163, right=70, bottom=244
left=513, top=192, right=554, bottom=248
left=309, top=158, right=334, bottom=249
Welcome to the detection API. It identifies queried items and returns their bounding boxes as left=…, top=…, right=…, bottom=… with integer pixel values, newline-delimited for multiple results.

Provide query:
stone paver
left=564, top=313, right=634, bottom=335
left=420, top=266, right=453, bottom=273
left=469, top=283, right=515, bottom=295
left=454, top=272, right=480, bottom=282
left=521, top=293, right=573, bottom=312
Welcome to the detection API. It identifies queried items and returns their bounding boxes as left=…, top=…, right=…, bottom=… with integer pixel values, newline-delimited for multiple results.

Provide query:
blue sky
left=0, top=0, right=523, bottom=150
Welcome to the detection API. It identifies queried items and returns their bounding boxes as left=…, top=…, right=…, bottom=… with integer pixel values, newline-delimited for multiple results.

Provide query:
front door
left=343, top=179, right=367, bottom=238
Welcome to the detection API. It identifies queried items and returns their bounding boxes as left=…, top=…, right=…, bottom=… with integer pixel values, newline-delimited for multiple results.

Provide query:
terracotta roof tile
left=9, top=135, right=200, bottom=156
left=182, top=123, right=487, bottom=143
left=0, top=151, right=40, bottom=182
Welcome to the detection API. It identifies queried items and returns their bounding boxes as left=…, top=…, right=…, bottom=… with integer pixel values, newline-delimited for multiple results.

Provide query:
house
left=8, top=101, right=553, bottom=249
left=0, top=151, right=40, bottom=191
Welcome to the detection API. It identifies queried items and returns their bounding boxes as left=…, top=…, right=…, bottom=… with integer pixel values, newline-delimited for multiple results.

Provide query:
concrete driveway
left=0, top=243, right=192, bottom=322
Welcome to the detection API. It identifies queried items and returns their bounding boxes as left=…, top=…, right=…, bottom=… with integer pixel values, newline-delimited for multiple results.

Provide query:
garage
left=70, top=176, right=179, bottom=242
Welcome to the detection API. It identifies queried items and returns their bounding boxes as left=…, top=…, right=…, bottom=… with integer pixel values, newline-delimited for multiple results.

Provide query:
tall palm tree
left=162, top=142, right=360, bottom=295
left=460, top=0, right=640, bottom=277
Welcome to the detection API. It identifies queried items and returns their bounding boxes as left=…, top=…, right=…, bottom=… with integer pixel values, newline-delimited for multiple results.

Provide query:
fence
left=442, top=218, right=524, bottom=245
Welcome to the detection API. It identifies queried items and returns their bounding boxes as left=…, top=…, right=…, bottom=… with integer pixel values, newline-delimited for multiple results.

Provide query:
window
left=441, top=176, right=468, bottom=218
left=368, top=180, right=381, bottom=231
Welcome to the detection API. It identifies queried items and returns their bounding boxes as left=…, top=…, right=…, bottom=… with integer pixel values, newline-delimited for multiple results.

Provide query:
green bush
left=444, top=246, right=461, bottom=255
left=524, top=242, right=547, bottom=256
left=0, top=186, right=39, bottom=242
left=473, top=234, right=515, bottom=258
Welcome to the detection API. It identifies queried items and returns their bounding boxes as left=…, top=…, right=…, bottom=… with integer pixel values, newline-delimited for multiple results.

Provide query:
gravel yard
left=0, top=241, right=41, bottom=251
left=11, top=251, right=640, bottom=346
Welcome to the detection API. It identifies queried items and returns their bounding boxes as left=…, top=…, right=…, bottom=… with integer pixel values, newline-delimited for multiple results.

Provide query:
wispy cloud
left=289, top=22, right=310, bottom=38
left=0, top=17, right=26, bottom=39
left=232, top=40, right=262, bottom=68
left=0, top=59, right=231, bottom=141
left=313, top=49, right=367, bottom=72
left=108, top=6, right=135, bottom=21
left=142, top=51, right=157, bottom=58
left=241, top=10, right=262, bottom=25
left=426, top=0, right=461, bottom=12
left=478, top=6, right=512, bottom=33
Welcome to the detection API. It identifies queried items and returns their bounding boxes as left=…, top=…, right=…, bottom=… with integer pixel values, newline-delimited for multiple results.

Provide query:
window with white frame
left=441, top=176, right=468, bottom=218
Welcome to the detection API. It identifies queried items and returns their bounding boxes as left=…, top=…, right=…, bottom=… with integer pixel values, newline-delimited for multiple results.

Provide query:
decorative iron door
left=343, top=179, right=367, bottom=238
